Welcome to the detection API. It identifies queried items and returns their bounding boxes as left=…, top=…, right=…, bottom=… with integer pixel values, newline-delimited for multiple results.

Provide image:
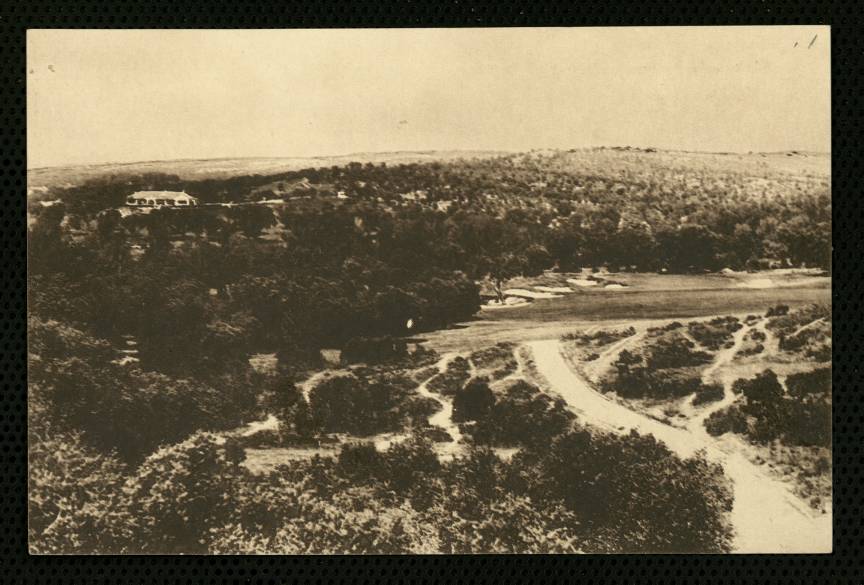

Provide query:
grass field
left=483, top=286, right=829, bottom=323
left=419, top=273, right=830, bottom=353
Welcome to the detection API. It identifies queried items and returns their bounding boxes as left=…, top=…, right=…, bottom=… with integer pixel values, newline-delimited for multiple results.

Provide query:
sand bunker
left=604, top=283, right=629, bottom=290
left=482, top=296, right=530, bottom=309
left=567, top=278, right=599, bottom=287
left=534, top=286, right=575, bottom=293
left=503, top=288, right=562, bottom=299
left=736, top=278, right=775, bottom=289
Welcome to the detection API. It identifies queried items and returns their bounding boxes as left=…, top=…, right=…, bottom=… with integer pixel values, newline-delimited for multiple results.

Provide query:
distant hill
left=27, top=148, right=830, bottom=203
left=523, top=148, right=830, bottom=181
left=27, top=150, right=512, bottom=194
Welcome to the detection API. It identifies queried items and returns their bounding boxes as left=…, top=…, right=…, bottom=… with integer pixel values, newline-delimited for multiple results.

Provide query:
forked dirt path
left=581, top=330, right=646, bottom=385
left=789, top=317, right=826, bottom=338
left=527, top=337, right=831, bottom=553
left=686, top=323, right=754, bottom=435
left=415, top=354, right=464, bottom=460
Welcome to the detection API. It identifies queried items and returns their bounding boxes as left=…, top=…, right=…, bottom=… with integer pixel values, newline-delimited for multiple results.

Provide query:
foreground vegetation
left=29, top=311, right=737, bottom=554
left=31, top=427, right=736, bottom=554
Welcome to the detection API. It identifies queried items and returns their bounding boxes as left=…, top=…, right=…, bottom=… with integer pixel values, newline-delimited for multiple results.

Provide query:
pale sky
left=27, top=27, right=830, bottom=169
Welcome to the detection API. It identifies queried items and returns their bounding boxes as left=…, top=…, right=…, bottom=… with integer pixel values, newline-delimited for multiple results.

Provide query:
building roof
left=128, top=191, right=195, bottom=200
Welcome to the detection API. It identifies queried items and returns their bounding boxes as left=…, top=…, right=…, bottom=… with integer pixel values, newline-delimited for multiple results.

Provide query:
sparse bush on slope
left=427, top=356, right=471, bottom=395
left=605, top=331, right=717, bottom=401
left=688, top=316, right=742, bottom=351
left=705, top=368, right=831, bottom=448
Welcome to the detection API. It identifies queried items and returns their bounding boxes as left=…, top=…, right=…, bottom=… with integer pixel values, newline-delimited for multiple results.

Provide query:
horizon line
left=27, top=146, right=832, bottom=173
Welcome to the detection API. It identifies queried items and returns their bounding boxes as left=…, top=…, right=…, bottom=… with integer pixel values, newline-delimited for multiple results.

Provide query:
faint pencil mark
left=808, top=35, right=817, bottom=49
left=793, top=42, right=798, bottom=48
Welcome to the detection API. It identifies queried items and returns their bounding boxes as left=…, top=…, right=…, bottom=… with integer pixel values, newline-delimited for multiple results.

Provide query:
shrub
left=766, top=304, right=829, bottom=336
left=612, top=349, right=643, bottom=376
left=646, top=321, right=682, bottom=336
left=562, top=326, right=636, bottom=347
left=785, top=399, right=831, bottom=447
left=469, top=342, right=518, bottom=380
left=711, top=369, right=831, bottom=448
left=123, top=432, right=245, bottom=554
left=737, top=328, right=767, bottom=357
left=523, top=429, right=734, bottom=553
left=738, top=342, right=764, bottom=357
left=337, top=442, right=384, bottom=481
left=785, top=367, right=831, bottom=399
left=469, top=342, right=516, bottom=370
left=420, top=426, right=454, bottom=443
left=692, top=384, right=725, bottom=406
left=687, top=316, right=741, bottom=351
left=235, top=428, right=283, bottom=449
left=413, top=366, right=439, bottom=383
left=452, top=378, right=496, bottom=422
left=436, top=493, right=581, bottom=553
left=28, top=432, right=133, bottom=554
left=209, top=484, right=429, bottom=554
left=778, top=323, right=832, bottom=362
left=749, top=329, right=766, bottom=342
left=427, top=356, right=471, bottom=395
left=380, top=436, right=442, bottom=498
left=704, top=407, right=748, bottom=437
left=611, top=367, right=714, bottom=400
left=734, top=369, right=783, bottom=403
left=307, top=368, right=437, bottom=437
left=644, top=335, right=713, bottom=369
left=489, top=363, right=517, bottom=380
left=466, top=380, right=575, bottom=447
left=766, top=304, right=790, bottom=317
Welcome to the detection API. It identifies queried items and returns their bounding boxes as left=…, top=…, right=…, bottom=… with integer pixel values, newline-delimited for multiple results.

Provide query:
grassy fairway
left=481, top=285, right=830, bottom=323
left=419, top=274, right=830, bottom=353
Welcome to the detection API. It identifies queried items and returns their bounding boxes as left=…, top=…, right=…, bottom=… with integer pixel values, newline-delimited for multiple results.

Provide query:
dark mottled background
left=5, top=1, right=861, bottom=583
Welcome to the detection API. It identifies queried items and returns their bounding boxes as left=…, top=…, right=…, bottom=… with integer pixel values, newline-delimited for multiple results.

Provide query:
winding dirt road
left=527, top=337, right=831, bottom=553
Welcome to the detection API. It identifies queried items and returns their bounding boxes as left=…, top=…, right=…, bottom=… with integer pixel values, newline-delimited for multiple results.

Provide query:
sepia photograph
left=27, top=27, right=831, bottom=554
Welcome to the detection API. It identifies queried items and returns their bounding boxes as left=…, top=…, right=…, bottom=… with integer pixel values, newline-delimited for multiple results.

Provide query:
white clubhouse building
left=125, top=191, right=199, bottom=207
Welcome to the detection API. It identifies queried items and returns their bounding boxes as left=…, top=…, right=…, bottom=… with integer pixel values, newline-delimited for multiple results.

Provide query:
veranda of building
left=125, top=191, right=199, bottom=207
